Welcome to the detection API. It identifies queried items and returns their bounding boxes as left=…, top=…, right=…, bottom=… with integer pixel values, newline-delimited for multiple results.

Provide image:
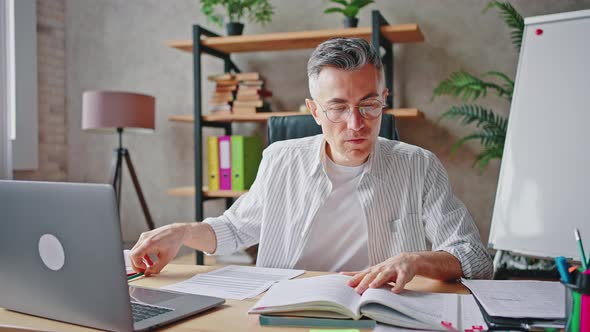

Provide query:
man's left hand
left=341, top=252, right=419, bottom=294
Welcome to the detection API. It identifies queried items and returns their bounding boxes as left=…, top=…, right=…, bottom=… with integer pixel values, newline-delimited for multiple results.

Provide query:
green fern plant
left=433, top=1, right=523, bottom=169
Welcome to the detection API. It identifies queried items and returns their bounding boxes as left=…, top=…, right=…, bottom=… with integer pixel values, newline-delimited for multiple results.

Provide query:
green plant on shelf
left=200, top=0, right=274, bottom=26
left=432, top=1, right=524, bottom=169
left=324, top=0, right=374, bottom=18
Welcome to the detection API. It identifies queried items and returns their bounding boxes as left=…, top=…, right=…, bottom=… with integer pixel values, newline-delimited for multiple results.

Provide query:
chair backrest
left=267, top=114, right=398, bottom=144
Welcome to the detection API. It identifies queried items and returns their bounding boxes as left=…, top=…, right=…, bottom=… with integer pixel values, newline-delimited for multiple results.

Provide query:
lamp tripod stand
left=108, top=128, right=155, bottom=230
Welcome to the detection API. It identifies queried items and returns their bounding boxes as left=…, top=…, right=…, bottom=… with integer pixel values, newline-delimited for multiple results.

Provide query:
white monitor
left=488, top=9, right=590, bottom=261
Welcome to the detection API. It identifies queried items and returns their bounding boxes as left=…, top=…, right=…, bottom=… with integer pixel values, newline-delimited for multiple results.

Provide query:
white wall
left=65, top=0, right=590, bottom=244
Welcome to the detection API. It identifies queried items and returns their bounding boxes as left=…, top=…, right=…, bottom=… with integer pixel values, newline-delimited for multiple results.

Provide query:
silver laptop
left=0, top=180, right=225, bottom=331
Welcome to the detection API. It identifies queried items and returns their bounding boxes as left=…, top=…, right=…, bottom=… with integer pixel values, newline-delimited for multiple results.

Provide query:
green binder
left=231, top=135, right=262, bottom=191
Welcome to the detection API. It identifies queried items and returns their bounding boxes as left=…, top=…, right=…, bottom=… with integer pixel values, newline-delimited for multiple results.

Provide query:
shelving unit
left=168, top=10, right=425, bottom=264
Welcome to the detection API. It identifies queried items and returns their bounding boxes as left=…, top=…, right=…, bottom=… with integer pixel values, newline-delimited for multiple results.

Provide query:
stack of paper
left=161, top=265, right=304, bottom=300
left=461, top=278, right=565, bottom=330
left=461, top=278, right=565, bottom=319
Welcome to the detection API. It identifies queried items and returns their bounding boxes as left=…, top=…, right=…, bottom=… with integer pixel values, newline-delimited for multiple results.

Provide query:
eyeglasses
left=314, top=98, right=386, bottom=123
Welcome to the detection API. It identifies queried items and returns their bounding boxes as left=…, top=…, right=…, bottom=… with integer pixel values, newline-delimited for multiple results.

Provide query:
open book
left=249, top=274, right=488, bottom=331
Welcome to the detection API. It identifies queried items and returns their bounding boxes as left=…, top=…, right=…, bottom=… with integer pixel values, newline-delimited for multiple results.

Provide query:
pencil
left=575, top=229, right=588, bottom=270
left=127, top=272, right=144, bottom=281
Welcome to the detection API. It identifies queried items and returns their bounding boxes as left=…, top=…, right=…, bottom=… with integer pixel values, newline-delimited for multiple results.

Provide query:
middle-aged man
left=131, top=37, right=493, bottom=294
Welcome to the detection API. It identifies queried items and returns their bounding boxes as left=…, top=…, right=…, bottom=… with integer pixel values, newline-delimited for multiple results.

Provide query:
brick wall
left=14, top=0, right=66, bottom=181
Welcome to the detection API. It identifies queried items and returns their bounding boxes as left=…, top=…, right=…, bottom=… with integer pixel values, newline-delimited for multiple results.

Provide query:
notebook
left=249, top=274, right=487, bottom=331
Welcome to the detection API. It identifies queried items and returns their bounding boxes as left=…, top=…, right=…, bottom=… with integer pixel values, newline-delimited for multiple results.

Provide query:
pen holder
left=562, top=270, right=590, bottom=332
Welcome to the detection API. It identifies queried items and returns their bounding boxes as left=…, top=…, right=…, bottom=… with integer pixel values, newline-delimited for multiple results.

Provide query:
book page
left=458, top=295, right=488, bottom=331
left=361, top=303, right=437, bottom=330
left=249, top=274, right=362, bottom=319
left=360, top=288, right=458, bottom=329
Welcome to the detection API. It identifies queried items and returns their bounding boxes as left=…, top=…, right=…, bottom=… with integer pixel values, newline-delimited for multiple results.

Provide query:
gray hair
left=307, top=38, right=384, bottom=99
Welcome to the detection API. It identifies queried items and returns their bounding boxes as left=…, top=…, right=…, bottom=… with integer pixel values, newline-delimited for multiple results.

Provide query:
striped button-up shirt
left=204, top=135, right=493, bottom=279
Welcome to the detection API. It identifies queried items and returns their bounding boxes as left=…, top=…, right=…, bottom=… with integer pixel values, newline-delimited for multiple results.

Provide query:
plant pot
left=343, top=17, right=359, bottom=28
left=226, top=22, right=244, bottom=36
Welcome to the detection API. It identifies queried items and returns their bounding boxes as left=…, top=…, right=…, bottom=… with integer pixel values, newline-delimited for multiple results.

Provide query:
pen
left=575, top=229, right=588, bottom=270
left=555, top=256, right=571, bottom=284
left=127, top=272, right=144, bottom=281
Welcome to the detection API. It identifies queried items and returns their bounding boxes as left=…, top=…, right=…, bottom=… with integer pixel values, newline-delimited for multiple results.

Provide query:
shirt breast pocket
left=389, top=218, right=402, bottom=233
left=390, top=213, right=427, bottom=252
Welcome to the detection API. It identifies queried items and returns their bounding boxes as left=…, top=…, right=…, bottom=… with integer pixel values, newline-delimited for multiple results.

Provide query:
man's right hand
left=130, top=223, right=188, bottom=277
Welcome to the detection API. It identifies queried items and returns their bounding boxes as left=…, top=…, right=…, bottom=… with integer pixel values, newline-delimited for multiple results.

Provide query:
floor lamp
left=82, top=91, right=156, bottom=230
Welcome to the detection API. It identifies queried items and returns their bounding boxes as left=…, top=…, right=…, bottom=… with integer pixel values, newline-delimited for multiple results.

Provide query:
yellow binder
left=207, top=136, right=220, bottom=191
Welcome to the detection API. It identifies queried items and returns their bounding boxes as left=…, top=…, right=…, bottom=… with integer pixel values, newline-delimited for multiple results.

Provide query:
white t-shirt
left=294, top=157, right=369, bottom=272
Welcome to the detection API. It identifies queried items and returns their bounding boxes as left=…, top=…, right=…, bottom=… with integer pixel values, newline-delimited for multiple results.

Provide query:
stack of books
left=207, top=73, right=238, bottom=115
left=233, top=72, right=272, bottom=115
left=207, top=135, right=263, bottom=192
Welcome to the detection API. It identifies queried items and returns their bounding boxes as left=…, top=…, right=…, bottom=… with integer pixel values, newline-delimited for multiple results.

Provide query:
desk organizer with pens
left=563, top=269, right=590, bottom=332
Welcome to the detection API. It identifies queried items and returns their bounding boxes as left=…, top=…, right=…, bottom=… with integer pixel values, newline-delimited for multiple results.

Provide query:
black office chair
left=267, top=114, right=398, bottom=143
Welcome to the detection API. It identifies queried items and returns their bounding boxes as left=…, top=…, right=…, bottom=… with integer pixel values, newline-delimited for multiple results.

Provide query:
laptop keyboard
left=131, top=302, right=173, bottom=323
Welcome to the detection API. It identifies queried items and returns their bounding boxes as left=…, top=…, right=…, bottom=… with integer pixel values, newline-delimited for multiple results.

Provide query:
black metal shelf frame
left=190, top=10, right=395, bottom=265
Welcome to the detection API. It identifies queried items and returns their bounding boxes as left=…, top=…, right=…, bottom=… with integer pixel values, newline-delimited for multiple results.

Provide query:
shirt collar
left=309, top=136, right=386, bottom=183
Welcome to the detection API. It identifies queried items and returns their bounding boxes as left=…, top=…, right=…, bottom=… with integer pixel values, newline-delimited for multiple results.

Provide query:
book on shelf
left=232, top=106, right=258, bottom=115
left=233, top=100, right=264, bottom=108
left=207, top=136, right=220, bottom=191
left=231, top=136, right=262, bottom=191
left=207, top=73, right=234, bottom=82
left=209, top=103, right=231, bottom=111
left=233, top=101, right=271, bottom=115
left=249, top=274, right=488, bottom=331
left=214, top=79, right=239, bottom=87
left=239, top=80, right=264, bottom=87
left=236, top=89, right=272, bottom=98
left=234, top=95, right=262, bottom=102
left=208, top=110, right=232, bottom=117
left=212, top=91, right=234, bottom=98
left=235, top=72, right=261, bottom=81
left=215, top=85, right=237, bottom=92
left=209, top=96, right=234, bottom=104
left=208, top=103, right=232, bottom=114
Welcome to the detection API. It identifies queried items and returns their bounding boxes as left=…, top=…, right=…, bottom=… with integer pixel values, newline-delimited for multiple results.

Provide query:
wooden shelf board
left=384, top=108, right=425, bottom=119
left=167, top=24, right=424, bottom=53
left=169, top=109, right=423, bottom=124
left=167, top=186, right=247, bottom=198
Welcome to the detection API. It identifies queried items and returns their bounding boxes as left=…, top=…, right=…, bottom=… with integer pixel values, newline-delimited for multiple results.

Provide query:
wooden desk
left=0, top=264, right=468, bottom=331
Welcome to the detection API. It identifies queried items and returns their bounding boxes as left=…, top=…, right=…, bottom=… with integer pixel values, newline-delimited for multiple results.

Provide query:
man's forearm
left=411, top=251, right=463, bottom=281
left=179, top=222, right=217, bottom=253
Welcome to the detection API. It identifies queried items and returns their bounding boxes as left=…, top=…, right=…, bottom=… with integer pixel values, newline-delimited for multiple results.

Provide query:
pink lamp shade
left=82, top=91, right=155, bottom=133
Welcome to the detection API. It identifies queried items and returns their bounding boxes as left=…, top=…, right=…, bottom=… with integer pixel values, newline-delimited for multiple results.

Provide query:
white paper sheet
left=123, top=250, right=134, bottom=274
left=461, top=278, right=565, bottom=319
left=161, top=265, right=304, bottom=300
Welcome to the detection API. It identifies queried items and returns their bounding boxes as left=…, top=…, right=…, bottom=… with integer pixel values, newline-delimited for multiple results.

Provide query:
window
left=0, top=0, right=13, bottom=179
left=4, top=0, right=38, bottom=171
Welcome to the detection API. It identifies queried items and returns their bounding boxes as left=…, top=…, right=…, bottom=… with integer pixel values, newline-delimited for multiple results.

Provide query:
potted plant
left=324, top=0, right=374, bottom=28
left=200, top=0, right=274, bottom=36
left=432, top=1, right=524, bottom=169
